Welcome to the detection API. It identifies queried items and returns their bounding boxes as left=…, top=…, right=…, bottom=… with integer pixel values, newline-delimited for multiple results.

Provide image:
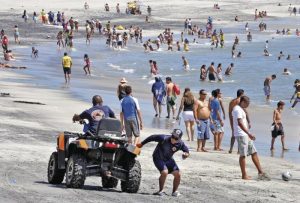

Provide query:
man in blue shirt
left=120, top=86, right=143, bottom=145
left=137, top=129, right=190, bottom=197
left=72, top=95, right=115, bottom=133
left=210, top=89, right=224, bottom=150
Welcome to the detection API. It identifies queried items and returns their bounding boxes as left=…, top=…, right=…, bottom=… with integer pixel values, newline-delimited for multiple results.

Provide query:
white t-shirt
left=232, top=105, right=248, bottom=137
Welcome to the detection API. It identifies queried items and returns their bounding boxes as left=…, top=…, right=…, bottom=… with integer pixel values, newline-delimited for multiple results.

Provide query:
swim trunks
left=264, top=86, right=270, bottom=96
left=271, top=123, right=284, bottom=138
left=208, top=73, right=216, bottom=81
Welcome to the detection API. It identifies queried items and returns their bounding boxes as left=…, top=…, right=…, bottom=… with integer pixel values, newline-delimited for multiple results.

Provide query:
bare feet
left=201, top=148, right=208, bottom=152
left=197, top=148, right=201, bottom=152
left=282, top=148, right=289, bottom=151
left=228, top=150, right=232, bottom=154
left=214, top=147, right=217, bottom=151
left=217, top=148, right=224, bottom=151
left=242, top=176, right=252, bottom=180
left=270, top=147, right=274, bottom=151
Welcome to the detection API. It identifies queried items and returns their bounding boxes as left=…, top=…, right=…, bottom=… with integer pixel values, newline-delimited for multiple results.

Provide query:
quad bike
left=47, top=118, right=141, bottom=193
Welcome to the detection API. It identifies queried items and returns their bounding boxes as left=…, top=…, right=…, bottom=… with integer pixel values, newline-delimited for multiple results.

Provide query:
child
left=31, top=47, right=38, bottom=58
left=270, top=101, right=288, bottom=150
left=83, top=54, right=91, bottom=75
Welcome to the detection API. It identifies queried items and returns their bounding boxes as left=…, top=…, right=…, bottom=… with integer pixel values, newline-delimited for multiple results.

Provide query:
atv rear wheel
left=121, top=159, right=141, bottom=193
left=65, top=153, right=86, bottom=188
left=48, top=152, right=65, bottom=184
left=102, top=176, right=118, bottom=188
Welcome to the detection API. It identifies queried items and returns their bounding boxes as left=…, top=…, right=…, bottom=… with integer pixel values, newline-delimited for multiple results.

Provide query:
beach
left=0, top=0, right=300, bottom=202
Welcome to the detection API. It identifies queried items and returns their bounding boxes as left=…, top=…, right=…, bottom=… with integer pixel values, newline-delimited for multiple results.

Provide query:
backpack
left=173, top=83, right=180, bottom=95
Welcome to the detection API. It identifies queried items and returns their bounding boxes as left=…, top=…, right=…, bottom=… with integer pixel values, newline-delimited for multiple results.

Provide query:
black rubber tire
left=121, top=159, right=141, bottom=193
left=65, top=153, right=86, bottom=188
left=102, top=176, right=118, bottom=188
left=48, top=152, right=65, bottom=184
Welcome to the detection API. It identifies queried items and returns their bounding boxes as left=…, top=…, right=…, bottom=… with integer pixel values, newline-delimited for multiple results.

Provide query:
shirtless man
left=207, top=62, right=217, bottom=81
left=263, top=74, right=276, bottom=102
left=271, top=101, right=288, bottom=150
left=228, top=89, right=251, bottom=153
left=194, top=89, right=211, bottom=152
left=166, top=77, right=176, bottom=119
left=225, top=63, right=234, bottom=76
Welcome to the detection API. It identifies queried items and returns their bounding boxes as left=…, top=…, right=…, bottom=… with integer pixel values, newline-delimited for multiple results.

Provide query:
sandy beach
left=0, top=0, right=300, bottom=202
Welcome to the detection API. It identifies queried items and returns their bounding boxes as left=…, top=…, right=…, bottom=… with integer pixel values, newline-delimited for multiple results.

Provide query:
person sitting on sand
left=4, top=50, right=14, bottom=61
left=282, top=68, right=291, bottom=75
left=31, top=47, right=38, bottom=58
left=136, top=129, right=190, bottom=197
left=232, top=96, right=270, bottom=180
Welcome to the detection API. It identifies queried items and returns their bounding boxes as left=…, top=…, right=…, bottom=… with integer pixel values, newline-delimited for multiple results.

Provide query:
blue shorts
left=197, top=119, right=210, bottom=140
left=153, top=157, right=179, bottom=174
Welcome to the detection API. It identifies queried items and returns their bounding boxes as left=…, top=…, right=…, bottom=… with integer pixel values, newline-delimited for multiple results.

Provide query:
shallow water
left=9, top=21, right=300, bottom=162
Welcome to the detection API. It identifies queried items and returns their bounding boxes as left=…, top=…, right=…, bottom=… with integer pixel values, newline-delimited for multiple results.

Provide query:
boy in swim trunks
left=263, top=74, right=276, bottom=102
left=270, top=101, right=288, bottom=150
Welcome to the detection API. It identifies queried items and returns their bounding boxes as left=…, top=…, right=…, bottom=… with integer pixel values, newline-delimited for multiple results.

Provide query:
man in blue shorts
left=137, top=129, right=190, bottom=197
left=194, top=89, right=212, bottom=152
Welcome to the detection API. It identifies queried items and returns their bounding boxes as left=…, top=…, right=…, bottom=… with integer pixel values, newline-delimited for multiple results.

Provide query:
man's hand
left=140, top=122, right=143, bottom=130
left=248, top=133, right=256, bottom=141
left=182, top=152, right=189, bottom=160
left=136, top=143, right=143, bottom=148
left=220, top=120, right=224, bottom=127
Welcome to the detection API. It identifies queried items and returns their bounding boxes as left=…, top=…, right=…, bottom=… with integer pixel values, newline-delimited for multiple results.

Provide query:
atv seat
left=96, top=118, right=122, bottom=138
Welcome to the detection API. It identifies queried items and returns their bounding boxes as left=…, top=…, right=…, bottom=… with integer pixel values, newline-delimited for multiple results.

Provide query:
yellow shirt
left=62, top=56, right=72, bottom=68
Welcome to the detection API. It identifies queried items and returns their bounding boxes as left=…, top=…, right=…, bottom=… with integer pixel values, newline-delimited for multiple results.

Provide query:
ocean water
left=9, top=24, right=300, bottom=162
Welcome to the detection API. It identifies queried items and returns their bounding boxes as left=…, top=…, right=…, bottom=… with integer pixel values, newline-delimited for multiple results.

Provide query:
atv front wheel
left=48, top=152, right=65, bottom=184
left=121, top=159, right=141, bottom=193
left=102, top=176, right=118, bottom=188
left=65, top=154, right=86, bottom=188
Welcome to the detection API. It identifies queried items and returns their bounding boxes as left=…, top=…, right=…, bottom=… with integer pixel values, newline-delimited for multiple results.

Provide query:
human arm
left=244, top=108, right=251, bottom=129
left=137, top=109, right=143, bottom=130
left=219, top=99, right=226, bottom=120
left=137, top=134, right=165, bottom=147
left=273, top=110, right=279, bottom=128
left=181, top=142, right=190, bottom=159
left=108, top=107, right=116, bottom=118
left=120, top=112, right=124, bottom=131
left=176, top=97, right=184, bottom=120
left=237, top=118, right=255, bottom=140
left=193, top=100, right=199, bottom=124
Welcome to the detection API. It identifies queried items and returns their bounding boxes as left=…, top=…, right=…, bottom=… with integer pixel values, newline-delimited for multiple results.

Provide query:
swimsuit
left=208, top=73, right=215, bottom=81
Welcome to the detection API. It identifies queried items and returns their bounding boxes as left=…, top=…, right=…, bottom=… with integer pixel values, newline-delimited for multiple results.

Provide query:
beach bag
left=173, top=84, right=180, bottom=95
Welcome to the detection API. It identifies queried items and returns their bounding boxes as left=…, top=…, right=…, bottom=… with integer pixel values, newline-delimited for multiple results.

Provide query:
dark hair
left=277, top=101, right=285, bottom=107
left=240, top=95, right=250, bottom=103
left=183, top=87, right=190, bottom=94
left=237, top=89, right=244, bottom=97
left=149, top=60, right=153, bottom=63
left=231, top=63, right=234, bottom=66
left=64, top=52, right=68, bottom=56
left=200, top=64, right=206, bottom=69
left=212, top=89, right=220, bottom=97
left=153, top=61, right=156, bottom=65
left=166, top=77, right=172, bottom=82
left=211, top=62, right=214, bottom=65
left=125, top=85, right=132, bottom=95
left=199, top=89, right=206, bottom=95
left=84, top=54, right=88, bottom=58
left=271, top=74, right=276, bottom=79
left=92, top=95, right=103, bottom=106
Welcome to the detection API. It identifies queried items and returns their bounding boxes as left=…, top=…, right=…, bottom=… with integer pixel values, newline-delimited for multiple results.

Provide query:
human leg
left=229, top=135, right=235, bottom=153
left=184, top=121, right=191, bottom=141
left=281, top=135, right=288, bottom=150
left=251, top=152, right=263, bottom=174
left=153, top=96, right=158, bottom=116
left=270, top=137, right=276, bottom=150
left=190, top=121, right=195, bottom=141
left=239, top=156, right=250, bottom=179
left=172, top=170, right=181, bottom=193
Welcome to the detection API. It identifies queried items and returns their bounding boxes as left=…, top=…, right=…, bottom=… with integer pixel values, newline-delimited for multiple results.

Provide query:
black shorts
left=63, top=67, right=71, bottom=74
left=271, top=123, right=284, bottom=138
left=208, top=73, right=215, bottom=81
left=153, top=157, right=179, bottom=174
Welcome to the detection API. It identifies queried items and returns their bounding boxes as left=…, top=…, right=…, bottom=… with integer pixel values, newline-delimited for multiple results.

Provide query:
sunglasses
left=171, top=136, right=180, bottom=141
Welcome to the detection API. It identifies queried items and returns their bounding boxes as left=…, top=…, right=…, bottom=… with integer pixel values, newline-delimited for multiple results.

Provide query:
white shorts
left=182, top=111, right=194, bottom=122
